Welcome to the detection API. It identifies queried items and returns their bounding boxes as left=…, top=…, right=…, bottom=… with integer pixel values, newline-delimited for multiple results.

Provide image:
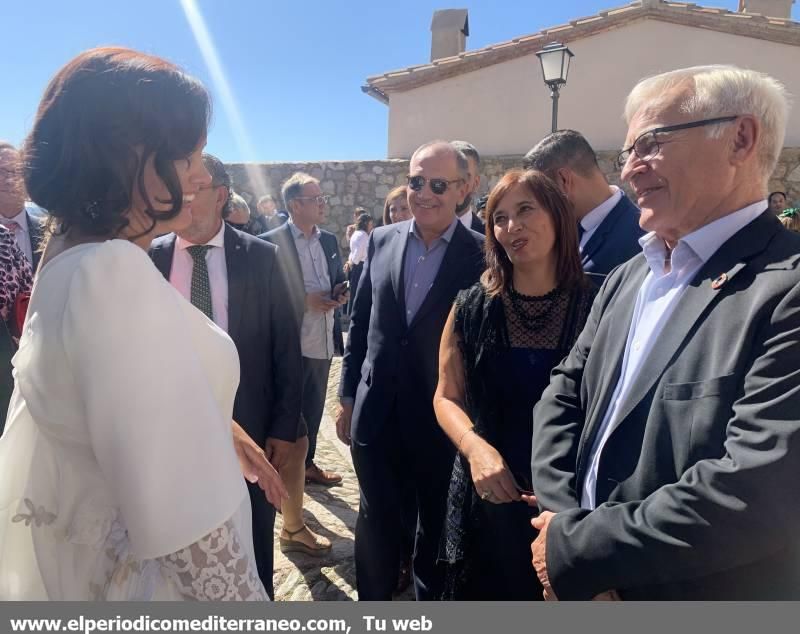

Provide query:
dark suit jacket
left=25, top=210, right=44, bottom=272
left=339, top=219, right=484, bottom=444
left=469, top=212, right=485, bottom=236
left=531, top=211, right=800, bottom=600
left=260, top=222, right=346, bottom=356
left=581, top=193, right=643, bottom=279
left=150, top=225, right=303, bottom=445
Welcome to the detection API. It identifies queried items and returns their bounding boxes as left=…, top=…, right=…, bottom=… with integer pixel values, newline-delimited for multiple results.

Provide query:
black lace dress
left=439, top=280, right=595, bottom=600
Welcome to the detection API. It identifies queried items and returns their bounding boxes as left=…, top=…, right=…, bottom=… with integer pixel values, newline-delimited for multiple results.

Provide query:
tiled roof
left=363, top=0, right=800, bottom=99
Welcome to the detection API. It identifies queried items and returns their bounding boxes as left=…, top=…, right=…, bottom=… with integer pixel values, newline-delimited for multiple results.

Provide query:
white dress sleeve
left=61, top=240, right=246, bottom=560
left=158, top=519, right=267, bottom=601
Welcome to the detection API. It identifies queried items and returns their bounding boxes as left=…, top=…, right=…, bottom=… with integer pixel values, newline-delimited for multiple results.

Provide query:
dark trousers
left=246, top=480, right=276, bottom=599
left=301, top=356, right=332, bottom=468
left=352, top=405, right=455, bottom=600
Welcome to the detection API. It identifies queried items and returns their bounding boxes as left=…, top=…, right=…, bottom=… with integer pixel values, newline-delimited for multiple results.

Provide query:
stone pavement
left=272, top=357, right=415, bottom=601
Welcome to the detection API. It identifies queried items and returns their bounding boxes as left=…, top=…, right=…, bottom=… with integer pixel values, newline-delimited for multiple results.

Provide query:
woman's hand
left=232, top=421, right=289, bottom=509
left=461, top=433, right=521, bottom=504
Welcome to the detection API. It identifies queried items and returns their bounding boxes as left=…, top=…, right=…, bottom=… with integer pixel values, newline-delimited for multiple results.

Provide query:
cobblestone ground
left=272, top=357, right=415, bottom=601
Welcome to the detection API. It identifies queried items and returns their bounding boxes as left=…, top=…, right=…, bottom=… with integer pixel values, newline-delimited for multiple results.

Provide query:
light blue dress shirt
left=403, top=217, right=459, bottom=325
left=580, top=200, right=768, bottom=510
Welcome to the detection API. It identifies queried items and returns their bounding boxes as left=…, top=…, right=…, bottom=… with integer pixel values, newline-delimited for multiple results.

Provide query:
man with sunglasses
left=337, top=141, right=484, bottom=600
left=523, top=130, right=643, bottom=282
left=530, top=66, right=800, bottom=600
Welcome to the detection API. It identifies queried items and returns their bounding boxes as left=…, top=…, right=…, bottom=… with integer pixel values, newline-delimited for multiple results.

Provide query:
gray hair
left=624, top=65, right=790, bottom=180
left=228, top=192, right=250, bottom=216
left=257, top=193, right=276, bottom=207
left=451, top=140, right=480, bottom=167
left=523, top=130, right=599, bottom=177
left=410, top=140, right=469, bottom=180
left=281, top=172, right=319, bottom=212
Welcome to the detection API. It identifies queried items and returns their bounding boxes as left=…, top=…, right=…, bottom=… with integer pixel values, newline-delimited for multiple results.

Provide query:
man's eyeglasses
left=295, top=195, right=330, bottom=205
left=616, top=115, right=738, bottom=170
left=407, top=175, right=463, bottom=195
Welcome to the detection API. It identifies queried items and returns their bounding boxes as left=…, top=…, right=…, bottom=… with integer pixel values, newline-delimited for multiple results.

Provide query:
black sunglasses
left=407, top=175, right=463, bottom=195
left=616, top=115, right=739, bottom=170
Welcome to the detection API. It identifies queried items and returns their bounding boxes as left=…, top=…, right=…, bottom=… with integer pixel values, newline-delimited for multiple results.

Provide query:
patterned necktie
left=186, top=245, right=213, bottom=320
left=0, top=220, right=20, bottom=232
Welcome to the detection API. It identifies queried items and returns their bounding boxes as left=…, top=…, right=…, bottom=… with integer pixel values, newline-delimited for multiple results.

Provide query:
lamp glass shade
left=536, top=42, right=574, bottom=85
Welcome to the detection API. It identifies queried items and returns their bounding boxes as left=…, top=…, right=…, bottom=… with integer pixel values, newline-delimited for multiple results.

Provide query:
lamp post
left=535, top=41, right=574, bottom=133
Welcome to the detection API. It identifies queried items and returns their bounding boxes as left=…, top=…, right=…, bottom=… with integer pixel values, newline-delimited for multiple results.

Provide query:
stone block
left=359, top=173, right=377, bottom=182
left=321, top=180, right=336, bottom=193
left=372, top=165, right=384, bottom=174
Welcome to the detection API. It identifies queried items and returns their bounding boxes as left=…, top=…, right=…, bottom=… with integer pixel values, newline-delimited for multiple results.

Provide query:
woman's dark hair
left=481, top=169, right=586, bottom=296
left=356, top=213, right=373, bottom=232
left=23, top=47, right=211, bottom=237
left=382, top=185, right=407, bottom=225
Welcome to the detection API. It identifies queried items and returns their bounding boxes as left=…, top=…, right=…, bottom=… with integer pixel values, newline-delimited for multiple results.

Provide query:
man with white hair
left=530, top=65, right=800, bottom=600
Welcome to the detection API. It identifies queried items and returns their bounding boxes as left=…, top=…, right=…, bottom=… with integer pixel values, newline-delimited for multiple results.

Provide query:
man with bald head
left=531, top=65, right=800, bottom=599
left=337, top=141, right=484, bottom=600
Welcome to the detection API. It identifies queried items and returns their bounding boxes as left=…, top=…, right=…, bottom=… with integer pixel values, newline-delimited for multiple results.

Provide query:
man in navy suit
left=336, top=141, right=484, bottom=600
left=150, top=154, right=303, bottom=597
left=524, top=130, right=644, bottom=281
left=451, top=140, right=485, bottom=235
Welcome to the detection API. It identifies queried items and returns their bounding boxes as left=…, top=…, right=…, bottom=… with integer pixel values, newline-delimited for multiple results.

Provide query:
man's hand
left=306, top=291, right=339, bottom=313
left=232, top=421, right=289, bottom=508
left=532, top=511, right=558, bottom=601
left=336, top=402, right=353, bottom=445
left=331, top=282, right=350, bottom=306
left=264, top=437, right=295, bottom=472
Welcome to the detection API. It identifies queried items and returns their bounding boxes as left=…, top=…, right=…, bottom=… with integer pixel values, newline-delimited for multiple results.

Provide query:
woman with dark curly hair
left=434, top=169, right=596, bottom=600
left=0, top=47, right=285, bottom=601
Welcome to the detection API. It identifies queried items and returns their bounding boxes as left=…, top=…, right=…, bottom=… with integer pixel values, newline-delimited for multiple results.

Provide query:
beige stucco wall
left=386, top=18, right=800, bottom=157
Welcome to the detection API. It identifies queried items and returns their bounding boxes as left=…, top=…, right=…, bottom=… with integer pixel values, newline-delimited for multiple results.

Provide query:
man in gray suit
left=530, top=65, right=800, bottom=600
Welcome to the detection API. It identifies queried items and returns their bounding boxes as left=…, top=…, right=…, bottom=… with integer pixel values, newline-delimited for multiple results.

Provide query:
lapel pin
left=711, top=273, right=728, bottom=290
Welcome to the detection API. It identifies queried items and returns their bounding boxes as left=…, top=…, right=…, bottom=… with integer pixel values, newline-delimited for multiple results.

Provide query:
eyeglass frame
left=293, top=194, right=330, bottom=205
left=406, top=175, right=464, bottom=195
left=616, top=115, right=739, bottom=170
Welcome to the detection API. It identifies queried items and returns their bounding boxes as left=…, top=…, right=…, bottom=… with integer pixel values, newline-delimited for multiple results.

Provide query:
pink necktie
left=0, top=220, right=20, bottom=232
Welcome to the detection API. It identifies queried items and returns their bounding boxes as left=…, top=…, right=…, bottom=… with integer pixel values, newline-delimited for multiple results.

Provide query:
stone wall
left=227, top=148, right=800, bottom=250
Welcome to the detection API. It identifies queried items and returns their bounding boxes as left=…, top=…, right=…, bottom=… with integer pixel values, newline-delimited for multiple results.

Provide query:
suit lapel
left=150, top=235, right=176, bottom=280
left=409, top=222, right=467, bottom=330
left=599, top=212, right=779, bottom=439
left=26, top=212, right=43, bottom=272
left=279, top=223, right=305, bottom=291
left=390, top=222, right=410, bottom=317
left=224, top=225, right=247, bottom=343
left=320, top=232, right=338, bottom=289
left=581, top=198, right=626, bottom=267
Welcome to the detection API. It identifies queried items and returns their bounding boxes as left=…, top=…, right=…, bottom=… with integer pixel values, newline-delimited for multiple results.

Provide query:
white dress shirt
left=0, top=208, right=33, bottom=264
left=458, top=208, right=476, bottom=230
left=169, top=222, right=229, bottom=332
left=578, top=186, right=623, bottom=251
left=580, top=199, right=767, bottom=510
left=290, top=221, right=334, bottom=360
left=349, top=229, right=369, bottom=265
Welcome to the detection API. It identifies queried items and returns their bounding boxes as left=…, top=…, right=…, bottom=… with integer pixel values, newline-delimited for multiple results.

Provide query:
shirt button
left=414, top=283, right=418, bottom=288
left=633, top=341, right=641, bottom=351
left=420, top=256, right=425, bottom=261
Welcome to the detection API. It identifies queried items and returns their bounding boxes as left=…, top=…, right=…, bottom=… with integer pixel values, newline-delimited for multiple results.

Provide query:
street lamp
left=535, top=41, right=574, bottom=133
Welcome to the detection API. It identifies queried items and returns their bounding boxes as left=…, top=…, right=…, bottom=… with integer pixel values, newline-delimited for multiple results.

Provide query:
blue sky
left=2, top=0, right=797, bottom=162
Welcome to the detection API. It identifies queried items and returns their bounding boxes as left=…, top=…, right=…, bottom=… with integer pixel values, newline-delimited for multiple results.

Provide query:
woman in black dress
left=434, top=169, right=595, bottom=600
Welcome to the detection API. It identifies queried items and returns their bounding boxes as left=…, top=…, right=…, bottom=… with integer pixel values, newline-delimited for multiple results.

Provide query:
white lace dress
left=0, top=240, right=267, bottom=601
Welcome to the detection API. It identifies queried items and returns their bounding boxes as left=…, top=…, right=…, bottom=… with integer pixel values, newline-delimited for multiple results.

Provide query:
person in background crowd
left=0, top=225, right=33, bottom=434
left=434, top=169, right=595, bottom=600
left=346, top=207, right=368, bottom=243
left=768, top=190, right=788, bottom=215
left=530, top=64, right=800, bottom=601
left=337, top=141, right=484, bottom=600
left=226, top=192, right=251, bottom=229
left=778, top=207, right=800, bottom=231
left=0, top=142, right=44, bottom=270
left=382, top=186, right=411, bottom=226
left=451, top=141, right=485, bottom=234
left=150, top=153, right=302, bottom=598
left=244, top=193, right=285, bottom=235
left=0, top=46, right=286, bottom=601
left=261, top=172, right=347, bottom=556
left=475, top=193, right=489, bottom=222
left=347, top=213, right=373, bottom=312
left=524, top=130, right=644, bottom=283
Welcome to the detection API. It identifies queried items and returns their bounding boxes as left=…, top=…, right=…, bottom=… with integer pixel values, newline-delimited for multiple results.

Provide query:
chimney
left=430, top=9, right=469, bottom=62
left=738, top=0, right=794, bottom=18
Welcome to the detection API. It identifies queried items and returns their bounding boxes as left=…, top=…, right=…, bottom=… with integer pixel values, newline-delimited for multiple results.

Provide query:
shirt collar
left=289, top=219, right=320, bottom=240
left=409, top=216, right=459, bottom=244
left=4, top=208, right=29, bottom=234
left=176, top=220, right=226, bottom=250
left=579, top=186, right=622, bottom=233
left=638, top=199, right=767, bottom=274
